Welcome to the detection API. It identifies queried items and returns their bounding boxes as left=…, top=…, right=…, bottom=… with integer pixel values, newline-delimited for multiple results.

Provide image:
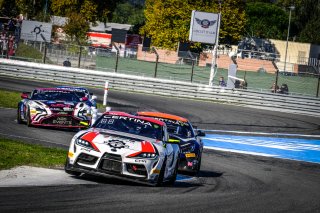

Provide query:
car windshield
left=151, top=117, right=194, bottom=138
left=31, top=90, right=80, bottom=102
left=74, top=91, right=87, bottom=98
left=94, top=115, right=163, bottom=140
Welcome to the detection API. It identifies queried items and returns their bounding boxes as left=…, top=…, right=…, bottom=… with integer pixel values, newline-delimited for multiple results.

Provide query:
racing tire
left=191, top=155, right=202, bottom=176
left=26, top=110, right=33, bottom=127
left=17, top=108, right=23, bottom=124
left=155, top=157, right=166, bottom=187
left=167, top=159, right=179, bottom=186
left=65, top=161, right=81, bottom=177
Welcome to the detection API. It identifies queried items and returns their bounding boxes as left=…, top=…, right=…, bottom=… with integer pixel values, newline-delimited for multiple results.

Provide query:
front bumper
left=178, top=153, right=199, bottom=172
left=65, top=155, right=160, bottom=186
left=65, top=163, right=159, bottom=186
left=32, top=115, right=90, bottom=128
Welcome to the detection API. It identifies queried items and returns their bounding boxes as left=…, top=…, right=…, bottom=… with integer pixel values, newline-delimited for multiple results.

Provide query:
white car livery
left=65, top=111, right=180, bottom=186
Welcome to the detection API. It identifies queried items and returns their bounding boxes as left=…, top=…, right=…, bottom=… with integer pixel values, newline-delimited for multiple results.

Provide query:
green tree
left=112, top=2, right=145, bottom=33
left=51, top=0, right=98, bottom=44
left=0, top=0, right=18, bottom=17
left=244, top=2, right=288, bottom=39
left=140, top=0, right=246, bottom=50
left=64, top=12, right=90, bottom=44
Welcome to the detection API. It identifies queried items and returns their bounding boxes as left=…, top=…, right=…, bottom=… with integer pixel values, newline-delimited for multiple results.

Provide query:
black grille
left=126, top=164, right=147, bottom=177
left=76, top=153, right=98, bottom=165
left=99, top=153, right=122, bottom=173
left=41, top=116, right=80, bottom=126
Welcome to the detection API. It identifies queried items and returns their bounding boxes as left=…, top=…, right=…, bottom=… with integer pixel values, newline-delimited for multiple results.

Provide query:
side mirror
left=91, top=95, right=97, bottom=100
left=81, top=97, right=88, bottom=101
left=167, top=138, right=180, bottom=144
left=21, top=93, right=29, bottom=99
left=197, top=130, right=206, bottom=137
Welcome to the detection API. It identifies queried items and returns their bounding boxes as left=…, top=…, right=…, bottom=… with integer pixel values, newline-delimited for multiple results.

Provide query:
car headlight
left=180, top=143, right=196, bottom=153
left=138, top=153, right=157, bottom=158
left=75, top=138, right=100, bottom=152
left=128, top=152, right=158, bottom=159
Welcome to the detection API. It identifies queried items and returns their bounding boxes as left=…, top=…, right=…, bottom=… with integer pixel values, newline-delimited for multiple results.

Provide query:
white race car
left=65, top=111, right=180, bottom=186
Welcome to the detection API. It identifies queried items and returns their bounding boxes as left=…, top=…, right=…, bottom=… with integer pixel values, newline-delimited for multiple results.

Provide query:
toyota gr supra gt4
left=137, top=112, right=205, bottom=175
left=17, top=88, right=94, bottom=129
left=65, top=111, right=180, bottom=186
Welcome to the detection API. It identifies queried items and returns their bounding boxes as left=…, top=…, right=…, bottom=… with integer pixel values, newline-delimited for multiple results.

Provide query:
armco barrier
left=0, top=58, right=319, bottom=117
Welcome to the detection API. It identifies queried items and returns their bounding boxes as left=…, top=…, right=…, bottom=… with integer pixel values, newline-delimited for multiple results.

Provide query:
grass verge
left=0, top=89, right=21, bottom=108
left=0, top=137, right=66, bottom=170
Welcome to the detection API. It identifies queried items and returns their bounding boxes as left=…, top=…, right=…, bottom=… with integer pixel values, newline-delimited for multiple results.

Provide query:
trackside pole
left=103, top=81, right=109, bottom=107
left=209, top=13, right=221, bottom=86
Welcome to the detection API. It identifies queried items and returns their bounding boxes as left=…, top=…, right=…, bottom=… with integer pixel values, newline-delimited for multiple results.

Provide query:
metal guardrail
left=0, top=58, right=319, bottom=117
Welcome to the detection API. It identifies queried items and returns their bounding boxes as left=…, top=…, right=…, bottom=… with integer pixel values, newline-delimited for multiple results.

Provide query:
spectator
left=63, top=58, right=71, bottom=67
left=7, top=18, right=15, bottom=32
left=219, top=76, right=226, bottom=87
left=240, top=80, right=248, bottom=89
left=234, top=80, right=240, bottom=88
left=278, top=84, right=289, bottom=95
left=8, top=35, right=15, bottom=56
left=270, top=82, right=279, bottom=93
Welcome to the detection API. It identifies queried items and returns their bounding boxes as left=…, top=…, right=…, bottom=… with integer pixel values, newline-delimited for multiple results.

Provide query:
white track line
left=200, top=129, right=320, bottom=138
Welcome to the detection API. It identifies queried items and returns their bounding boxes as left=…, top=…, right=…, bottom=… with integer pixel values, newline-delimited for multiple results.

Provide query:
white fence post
left=103, top=81, right=109, bottom=106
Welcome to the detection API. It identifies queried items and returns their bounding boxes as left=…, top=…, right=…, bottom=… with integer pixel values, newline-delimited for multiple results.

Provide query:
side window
left=162, top=126, right=169, bottom=141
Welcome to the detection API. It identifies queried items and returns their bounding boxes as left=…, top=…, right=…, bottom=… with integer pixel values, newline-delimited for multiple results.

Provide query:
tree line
left=0, top=0, right=318, bottom=47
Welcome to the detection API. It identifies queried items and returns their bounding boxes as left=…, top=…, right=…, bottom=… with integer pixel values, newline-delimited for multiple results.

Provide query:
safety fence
left=0, top=58, right=319, bottom=117
left=3, top=41, right=319, bottom=97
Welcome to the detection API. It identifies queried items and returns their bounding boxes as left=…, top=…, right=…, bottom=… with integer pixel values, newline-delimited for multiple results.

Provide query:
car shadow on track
left=68, top=169, right=223, bottom=188
left=178, top=170, right=223, bottom=178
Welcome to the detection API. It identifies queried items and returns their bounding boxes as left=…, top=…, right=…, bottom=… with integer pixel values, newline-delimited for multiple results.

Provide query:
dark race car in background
left=136, top=112, right=205, bottom=175
left=17, top=88, right=93, bottom=129
left=65, top=111, right=180, bottom=186
left=56, top=86, right=97, bottom=108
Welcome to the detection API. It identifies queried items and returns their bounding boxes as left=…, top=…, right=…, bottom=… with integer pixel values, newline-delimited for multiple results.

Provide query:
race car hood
left=77, top=129, right=158, bottom=155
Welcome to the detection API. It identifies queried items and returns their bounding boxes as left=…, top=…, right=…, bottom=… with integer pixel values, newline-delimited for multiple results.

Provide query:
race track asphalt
left=0, top=77, right=320, bottom=212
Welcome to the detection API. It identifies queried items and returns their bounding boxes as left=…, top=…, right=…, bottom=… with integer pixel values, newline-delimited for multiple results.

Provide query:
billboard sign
left=189, top=10, right=219, bottom=44
left=21, top=20, right=52, bottom=42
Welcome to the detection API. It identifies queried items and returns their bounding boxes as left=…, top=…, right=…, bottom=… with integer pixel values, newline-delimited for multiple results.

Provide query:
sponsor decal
left=102, top=115, right=153, bottom=127
left=105, top=139, right=129, bottom=152
left=58, top=112, right=68, bottom=115
left=63, top=107, right=73, bottom=111
left=68, top=152, right=74, bottom=158
left=51, top=103, right=69, bottom=107
left=52, top=117, right=72, bottom=125
left=152, top=117, right=189, bottom=127
left=185, top=153, right=196, bottom=158
left=151, top=169, right=160, bottom=174
left=135, top=159, right=147, bottom=163
left=80, top=147, right=92, bottom=152
left=80, top=121, right=89, bottom=126
left=195, top=18, right=216, bottom=29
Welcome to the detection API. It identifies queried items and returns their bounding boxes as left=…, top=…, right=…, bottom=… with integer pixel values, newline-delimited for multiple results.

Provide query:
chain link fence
left=4, top=40, right=320, bottom=97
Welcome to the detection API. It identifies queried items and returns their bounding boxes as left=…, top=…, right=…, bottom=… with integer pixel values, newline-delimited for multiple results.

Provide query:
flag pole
left=209, top=13, right=221, bottom=86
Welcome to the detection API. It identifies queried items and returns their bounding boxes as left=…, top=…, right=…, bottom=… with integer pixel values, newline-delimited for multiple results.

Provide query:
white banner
left=189, top=10, right=219, bottom=44
left=21, top=20, right=52, bottom=42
